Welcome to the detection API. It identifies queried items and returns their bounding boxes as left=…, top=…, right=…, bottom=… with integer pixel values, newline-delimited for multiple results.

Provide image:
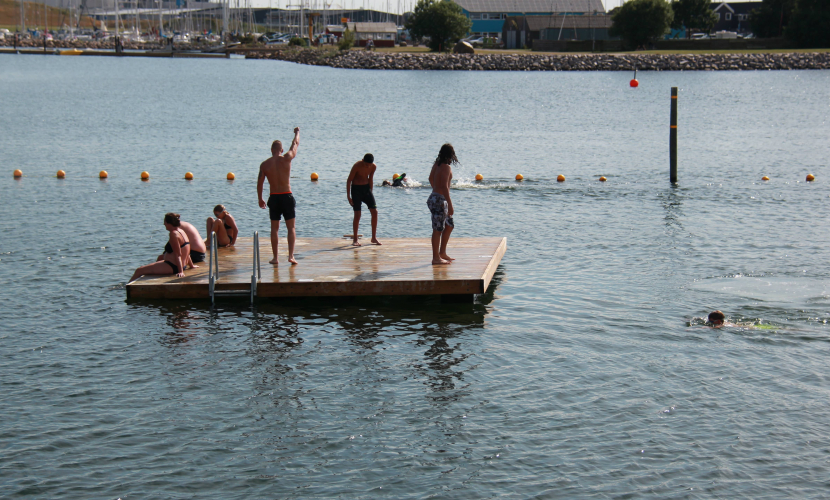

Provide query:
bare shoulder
left=370, top=163, right=377, bottom=172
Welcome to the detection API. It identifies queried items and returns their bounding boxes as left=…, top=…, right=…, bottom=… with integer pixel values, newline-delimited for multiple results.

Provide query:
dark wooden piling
left=670, top=87, right=678, bottom=183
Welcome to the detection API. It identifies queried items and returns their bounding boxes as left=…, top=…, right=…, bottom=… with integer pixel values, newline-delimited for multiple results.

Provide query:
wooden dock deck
left=126, top=237, right=506, bottom=300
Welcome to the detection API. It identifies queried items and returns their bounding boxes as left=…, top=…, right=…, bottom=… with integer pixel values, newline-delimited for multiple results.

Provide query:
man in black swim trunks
left=258, top=127, right=300, bottom=265
left=346, top=154, right=382, bottom=246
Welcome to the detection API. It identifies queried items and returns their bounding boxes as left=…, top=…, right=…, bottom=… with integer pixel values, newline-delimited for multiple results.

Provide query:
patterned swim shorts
left=427, top=192, right=454, bottom=232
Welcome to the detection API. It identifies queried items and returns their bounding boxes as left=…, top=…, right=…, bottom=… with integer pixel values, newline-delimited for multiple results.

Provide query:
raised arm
left=257, top=163, right=266, bottom=209
left=285, top=127, right=300, bottom=160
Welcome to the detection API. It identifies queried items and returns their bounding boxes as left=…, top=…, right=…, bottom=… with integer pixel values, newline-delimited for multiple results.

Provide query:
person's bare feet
left=269, top=257, right=279, bottom=265
left=371, top=238, right=382, bottom=245
left=352, top=239, right=361, bottom=246
left=288, top=255, right=298, bottom=265
left=439, top=253, right=454, bottom=261
left=432, top=258, right=450, bottom=265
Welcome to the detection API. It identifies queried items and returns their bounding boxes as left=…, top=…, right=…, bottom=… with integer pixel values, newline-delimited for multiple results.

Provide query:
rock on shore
left=246, top=48, right=830, bottom=71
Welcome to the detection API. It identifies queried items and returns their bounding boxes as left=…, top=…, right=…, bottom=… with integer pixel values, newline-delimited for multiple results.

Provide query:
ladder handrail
left=209, top=231, right=219, bottom=304
left=251, top=231, right=260, bottom=304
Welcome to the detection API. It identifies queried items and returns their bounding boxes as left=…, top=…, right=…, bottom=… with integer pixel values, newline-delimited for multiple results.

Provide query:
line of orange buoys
left=10, top=170, right=820, bottom=183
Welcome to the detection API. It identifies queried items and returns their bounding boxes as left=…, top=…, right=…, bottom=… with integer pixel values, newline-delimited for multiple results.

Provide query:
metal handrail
left=251, top=231, right=261, bottom=304
left=209, top=231, right=219, bottom=304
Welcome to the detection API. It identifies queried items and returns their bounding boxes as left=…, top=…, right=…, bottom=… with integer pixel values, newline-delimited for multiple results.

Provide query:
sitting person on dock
left=346, top=153, right=381, bottom=246
left=206, top=204, right=238, bottom=247
left=130, top=212, right=196, bottom=282
left=258, top=127, right=300, bottom=265
left=157, top=218, right=207, bottom=264
left=427, top=144, right=457, bottom=265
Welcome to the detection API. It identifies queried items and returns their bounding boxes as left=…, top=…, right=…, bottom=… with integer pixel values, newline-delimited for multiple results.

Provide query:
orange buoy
left=99, top=170, right=108, bottom=179
left=56, top=170, right=66, bottom=178
left=310, top=172, right=319, bottom=181
left=630, top=79, right=639, bottom=88
left=227, top=172, right=235, bottom=180
left=557, top=175, right=566, bottom=182
left=761, top=176, right=769, bottom=181
left=140, top=171, right=150, bottom=180
left=599, top=176, right=607, bottom=182
left=475, top=174, right=483, bottom=181
left=806, top=174, right=815, bottom=182
left=13, top=169, right=22, bottom=178
left=184, top=172, right=193, bottom=180
left=515, top=174, right=524, bottom=181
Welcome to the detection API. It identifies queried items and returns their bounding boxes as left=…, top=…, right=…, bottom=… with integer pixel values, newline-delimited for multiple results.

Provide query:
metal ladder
left=208, top=231, right=261, bottom=305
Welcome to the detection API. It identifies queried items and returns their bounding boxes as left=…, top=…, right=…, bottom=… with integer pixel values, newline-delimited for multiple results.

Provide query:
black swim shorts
left=164, top=260, right=180, bottom=274
left=351, top=183, right=377, bottom=212
left=267, top=193, right=296, bottom=221
left=190, top=250, right=206, bottom=263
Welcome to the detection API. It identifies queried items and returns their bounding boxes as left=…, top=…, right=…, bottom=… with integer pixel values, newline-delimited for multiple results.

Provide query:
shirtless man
left=156, top=219, right=207, bottom=264
left=346, top=153, right=382, bottom=246
left=257, top=127, right=300, bottom=265
left=427, top=143, right=457, bottom=265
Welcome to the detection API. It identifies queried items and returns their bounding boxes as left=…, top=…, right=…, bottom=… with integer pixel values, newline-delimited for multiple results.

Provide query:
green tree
left=338, top=28, right=356, bottom=50
left=786, top=0, right=830, bottom=47
left=609, top=0, right=674, bottom=47
left=749, top=0, right=795, bottom=37
left=671, top=0, right=719, bottom=37
left=405, top=0, right=472, bottom=52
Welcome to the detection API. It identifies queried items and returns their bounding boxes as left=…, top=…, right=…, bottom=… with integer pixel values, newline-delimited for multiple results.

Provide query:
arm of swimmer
left=228, top=215, right=238, bottom=246
left=257, top=165, right=266, bottom=209
left=285, top=128, right=300, bottom=160
left=346, top=164, right=356, bottom=206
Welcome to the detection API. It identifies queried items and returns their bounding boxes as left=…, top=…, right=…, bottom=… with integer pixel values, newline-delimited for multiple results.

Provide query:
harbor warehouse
left=503, top=14, right=614, bottom=48
left=455, top=0, right=606, bottom=38
left=346, top=22, right=397, bottom=47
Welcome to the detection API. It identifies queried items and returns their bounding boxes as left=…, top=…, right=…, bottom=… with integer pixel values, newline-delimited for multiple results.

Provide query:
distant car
left=691, top=33, right=709, bottom=40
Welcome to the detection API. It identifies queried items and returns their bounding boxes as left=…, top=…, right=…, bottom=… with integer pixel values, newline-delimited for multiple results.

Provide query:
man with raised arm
left=258, top=127, right=300, bottom=265
left=346, top=153, right=382, bottom=246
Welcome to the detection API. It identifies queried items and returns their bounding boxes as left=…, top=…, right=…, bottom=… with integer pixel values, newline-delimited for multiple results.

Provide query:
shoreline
left=247, top=48, right=830, bottom=71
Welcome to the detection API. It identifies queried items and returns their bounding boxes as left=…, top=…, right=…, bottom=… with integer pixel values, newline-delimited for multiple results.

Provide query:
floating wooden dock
left=126, top=237, right=506, bottom=301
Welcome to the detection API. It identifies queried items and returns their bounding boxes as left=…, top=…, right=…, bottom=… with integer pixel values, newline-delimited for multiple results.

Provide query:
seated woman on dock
left=129, top=212, right=196, bottom=282
left=206, top=204, right=238, bottom=247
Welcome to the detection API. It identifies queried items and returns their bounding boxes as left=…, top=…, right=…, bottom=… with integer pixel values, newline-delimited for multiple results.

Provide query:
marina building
left=454, top=0, right=606, bottom=38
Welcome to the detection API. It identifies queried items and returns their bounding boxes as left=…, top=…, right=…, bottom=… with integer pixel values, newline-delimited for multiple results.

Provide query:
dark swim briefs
left=163, top=260, right=180, bottom=274
left=351, top=183, right=377, bottom=212
left=267, top=193, right=296, bottom=221
left=190, top=250, right=206, bottom=263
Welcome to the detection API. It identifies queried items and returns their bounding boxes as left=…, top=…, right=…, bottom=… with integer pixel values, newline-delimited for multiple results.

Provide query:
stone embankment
left=246, top=48, right=830, bottom=71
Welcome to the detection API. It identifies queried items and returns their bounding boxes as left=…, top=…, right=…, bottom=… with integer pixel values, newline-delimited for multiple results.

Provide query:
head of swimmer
left=164, top=212, right=181, bottom=230
left=435, top=143, right=459, bottom=166
left=271, top=140, right=283, bottom=156
left=363, top=153, right=374, bottom=164
left=708, top=310, right=725, bottom=327
left=213, top=204, right=227, bottom=219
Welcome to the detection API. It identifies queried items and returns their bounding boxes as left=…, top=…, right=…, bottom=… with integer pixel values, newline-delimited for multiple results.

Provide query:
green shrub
left=338, top=29, right=355, bottom=50
left=289, top=37, right=307, bottom=47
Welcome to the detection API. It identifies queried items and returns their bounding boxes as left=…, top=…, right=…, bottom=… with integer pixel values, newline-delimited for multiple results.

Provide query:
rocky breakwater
left=247, top=48, right=830, bottom=71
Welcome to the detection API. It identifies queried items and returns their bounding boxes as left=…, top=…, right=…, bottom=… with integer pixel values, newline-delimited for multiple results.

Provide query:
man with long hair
left=427, top=143, right=457, bottom=265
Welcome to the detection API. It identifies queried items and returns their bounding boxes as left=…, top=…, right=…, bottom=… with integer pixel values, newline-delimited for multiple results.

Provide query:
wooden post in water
left=670, top=87, right=678, bottom=183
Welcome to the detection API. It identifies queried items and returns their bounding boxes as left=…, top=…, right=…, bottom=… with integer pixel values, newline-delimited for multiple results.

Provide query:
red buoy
left=630, top=79, right=639, bottom=88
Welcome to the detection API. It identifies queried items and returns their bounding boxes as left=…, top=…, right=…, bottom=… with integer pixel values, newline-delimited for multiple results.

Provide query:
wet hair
left=164, top=212, right=181, bottom=227
left=271, top=140, right=282, bottom=153
left=363, top=153, right=374, bottom=163
left=434, top=143, right=459, bottom=167
left=708, top=311, right=725, bottom=323
left=214, top=204, right=227, bottom=215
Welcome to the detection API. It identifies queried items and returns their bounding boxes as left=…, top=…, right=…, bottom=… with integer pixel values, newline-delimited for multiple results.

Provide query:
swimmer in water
left=392, top=173, right=407, bottom=187
left=346, top=153, right=381, bottom=246
left=708, top=310, right=737, bottom=327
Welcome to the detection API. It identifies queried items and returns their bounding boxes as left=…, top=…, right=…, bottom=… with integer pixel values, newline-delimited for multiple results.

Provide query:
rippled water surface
left=2, top=55, right=830, bottom=498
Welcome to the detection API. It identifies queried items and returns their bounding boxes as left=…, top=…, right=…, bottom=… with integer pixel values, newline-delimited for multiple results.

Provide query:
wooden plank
left=126, top=237, right=506, bottom=299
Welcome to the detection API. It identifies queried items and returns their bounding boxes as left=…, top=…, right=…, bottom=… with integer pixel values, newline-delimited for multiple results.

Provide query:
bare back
left=260, top=155, right=293, bottom=194
left=429, top=162, right=452, bottom=199
left=179, top=221, right=206, bottom=253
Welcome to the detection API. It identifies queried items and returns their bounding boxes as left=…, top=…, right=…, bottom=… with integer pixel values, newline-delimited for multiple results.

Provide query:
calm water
left=2, top=55, right=830, bottom=498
